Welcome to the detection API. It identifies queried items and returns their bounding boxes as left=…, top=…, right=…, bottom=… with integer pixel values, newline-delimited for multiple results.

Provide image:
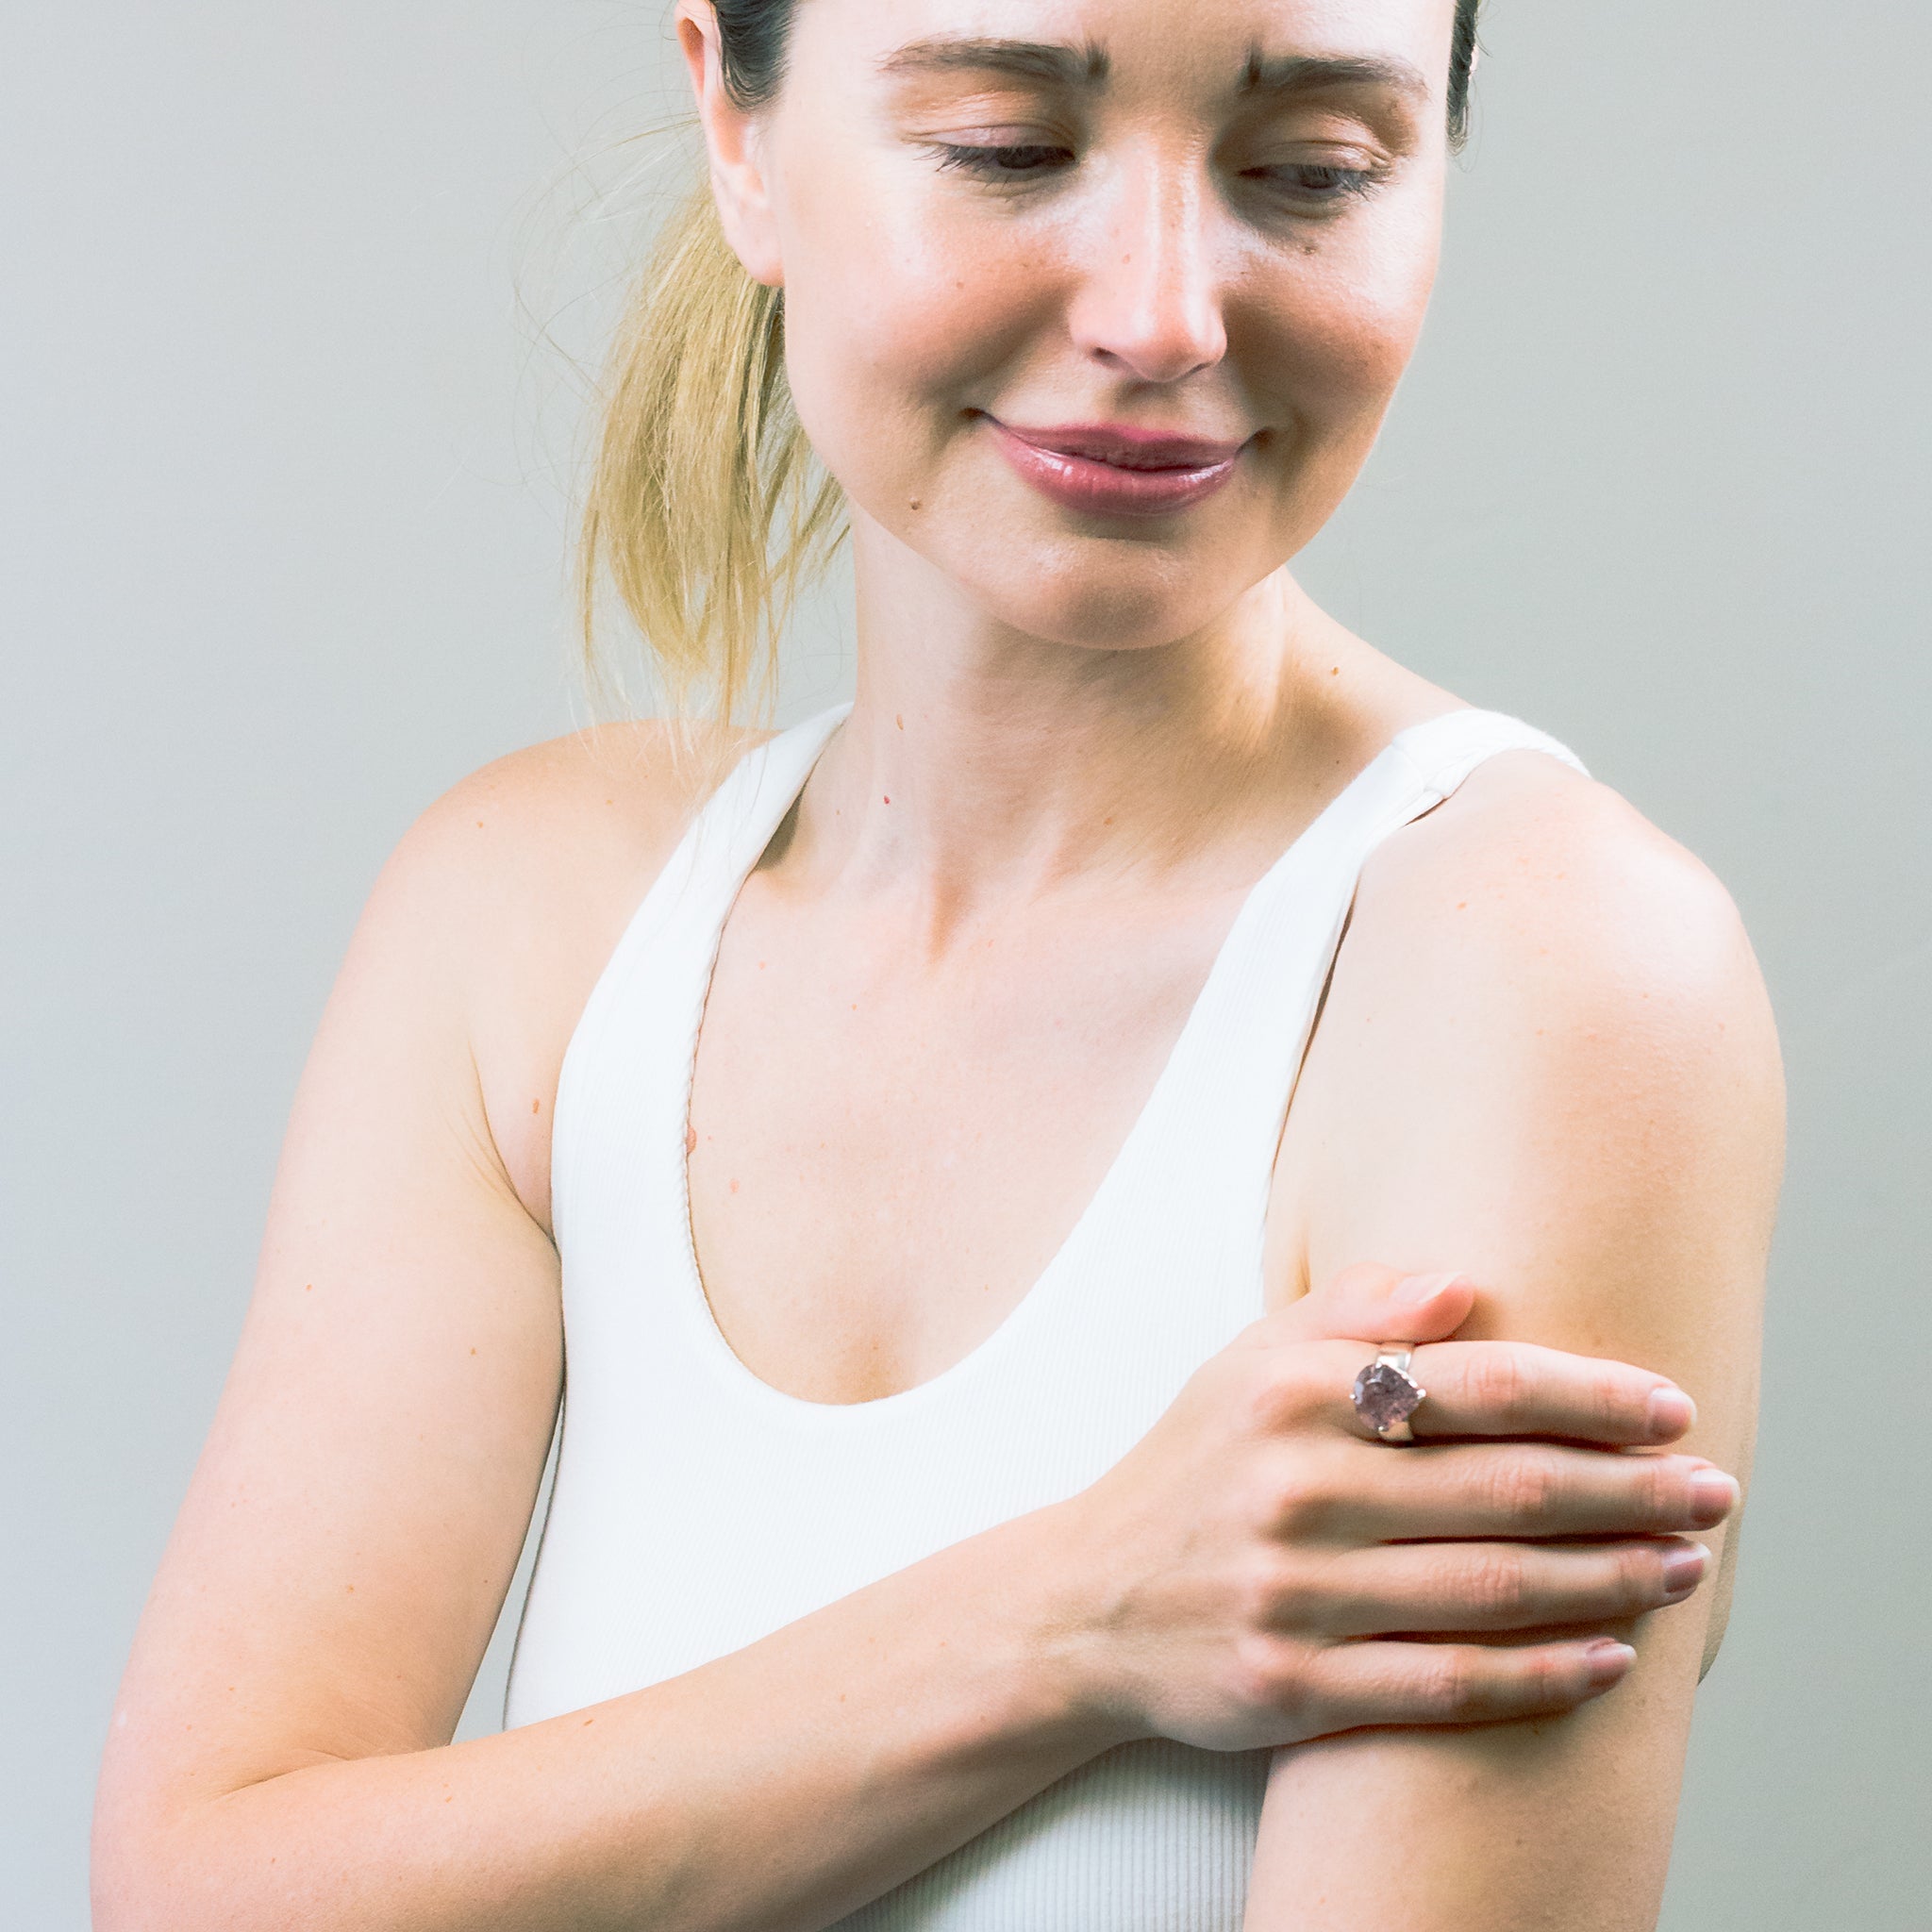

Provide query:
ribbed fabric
left=503, top=703, right=1590, bottom=1928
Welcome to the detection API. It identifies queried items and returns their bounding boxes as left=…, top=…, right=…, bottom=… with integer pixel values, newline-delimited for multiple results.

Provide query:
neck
left=789, top=525, right=1401, bottom=941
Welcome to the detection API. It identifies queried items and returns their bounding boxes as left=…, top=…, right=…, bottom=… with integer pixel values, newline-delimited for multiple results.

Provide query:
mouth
left=979, top=413, right=1249, bottom=518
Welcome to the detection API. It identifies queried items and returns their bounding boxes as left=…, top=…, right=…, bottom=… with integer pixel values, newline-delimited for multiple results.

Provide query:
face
left=683, top=0, right=1457, bottom=652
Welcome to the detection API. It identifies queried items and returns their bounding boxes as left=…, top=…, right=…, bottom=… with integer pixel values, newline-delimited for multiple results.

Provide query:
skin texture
left=91, top=3, right=1782, bottom=1930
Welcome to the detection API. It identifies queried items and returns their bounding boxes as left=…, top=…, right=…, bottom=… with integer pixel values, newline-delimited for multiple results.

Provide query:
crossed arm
left=1246, top=755, right=1783, bottom=1930
left=91, top=740, right=1780, bottom=1932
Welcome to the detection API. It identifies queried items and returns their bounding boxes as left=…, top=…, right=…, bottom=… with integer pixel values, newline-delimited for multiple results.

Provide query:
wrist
left=966, top=1499, right=1144, bottom=1760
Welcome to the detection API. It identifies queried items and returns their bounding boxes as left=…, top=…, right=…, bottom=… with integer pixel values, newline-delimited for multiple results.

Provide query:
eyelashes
left=931, top=142, right=1072, bottom=179
left=926, top=142, right=1385, bottom=210
left=1258, top=163, right=1378, bottom=203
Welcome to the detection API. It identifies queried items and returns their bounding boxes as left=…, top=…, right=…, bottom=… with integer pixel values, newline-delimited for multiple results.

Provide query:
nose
left=1066, top=148, right=1228, bottom=385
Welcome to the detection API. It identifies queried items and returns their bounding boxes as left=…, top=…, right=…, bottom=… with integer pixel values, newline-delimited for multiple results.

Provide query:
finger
left=1291, top=1536, right=1710, bottom=1639
left=1301, top=1633, right=1636, bottom=1731
left=1269, top=1263, right=1478, bottom=1349
left=1328, top=1337, right=1697, bottom=1447
left=1329, top=1441, right=1740, bottom=1541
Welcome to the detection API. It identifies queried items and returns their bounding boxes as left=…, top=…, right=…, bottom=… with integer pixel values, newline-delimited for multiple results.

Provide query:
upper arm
left=92, top=731, right=691, bottom=1867
left=1250, top=757, right=1784, bottom=1931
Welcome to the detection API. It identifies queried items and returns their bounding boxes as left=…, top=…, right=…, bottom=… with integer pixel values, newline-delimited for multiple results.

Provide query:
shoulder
left=359, top=717, right=754, bottom=1002
left=1352, top=742, right=1785, bottom=1144
left=348, top=717, right=768, bottom=1230
left=1363, top=743, right=1770, bottom=1041
left=384, top=718, right=764, bottom=906
left=1276, top=741, right=1786, bottom=1292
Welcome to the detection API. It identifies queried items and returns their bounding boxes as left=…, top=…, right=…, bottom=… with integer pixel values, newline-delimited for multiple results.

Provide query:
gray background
left=4, top=1, right=1924, bottom=1923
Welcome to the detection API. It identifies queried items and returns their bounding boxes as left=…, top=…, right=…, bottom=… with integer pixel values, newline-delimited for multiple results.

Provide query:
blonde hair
left=576, top=180, right=845, bottom=728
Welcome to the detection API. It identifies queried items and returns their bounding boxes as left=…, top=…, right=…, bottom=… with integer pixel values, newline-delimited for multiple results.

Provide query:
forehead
left=800, top=0, right=1458, bottom=88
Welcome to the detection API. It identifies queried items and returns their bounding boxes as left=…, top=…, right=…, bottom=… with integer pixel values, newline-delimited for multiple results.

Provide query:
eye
left=930, top=142, right=1074, bottom=181
left=1244, top=161, right=1383, bottom=210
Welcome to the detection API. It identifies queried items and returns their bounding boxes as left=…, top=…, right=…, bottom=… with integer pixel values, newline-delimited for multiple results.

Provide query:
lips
left=982, top=414, right=1248, bottom=518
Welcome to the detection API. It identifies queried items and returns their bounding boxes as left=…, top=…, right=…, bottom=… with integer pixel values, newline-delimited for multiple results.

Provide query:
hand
left=1052, top=1262, right=1739, bottom=1754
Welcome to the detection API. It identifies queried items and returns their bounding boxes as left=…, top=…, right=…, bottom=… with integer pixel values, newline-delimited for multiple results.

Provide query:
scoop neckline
left=667, top=703, right=1474, bottom=1423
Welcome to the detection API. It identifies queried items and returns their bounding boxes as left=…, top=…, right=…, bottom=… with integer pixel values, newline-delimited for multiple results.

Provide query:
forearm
left=101, top=1504, right=1126, bottom=1932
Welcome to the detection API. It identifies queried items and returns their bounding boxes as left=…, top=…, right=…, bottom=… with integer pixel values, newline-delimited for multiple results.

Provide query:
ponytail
left=576, top=178, right=844, bottom=728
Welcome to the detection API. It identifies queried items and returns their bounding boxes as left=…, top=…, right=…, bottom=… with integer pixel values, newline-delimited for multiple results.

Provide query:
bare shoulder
left=1274, top=744, right=1787, bottom=1303
left=1364, top=746, right=1778, bottom=1041
left=391, top=716, right=755, bottom=896
left=374, top=717, right=766, bottom=1232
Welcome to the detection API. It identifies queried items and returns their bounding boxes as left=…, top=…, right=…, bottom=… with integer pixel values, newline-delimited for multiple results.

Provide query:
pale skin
left=91, top=1, right=1781, bottom=1929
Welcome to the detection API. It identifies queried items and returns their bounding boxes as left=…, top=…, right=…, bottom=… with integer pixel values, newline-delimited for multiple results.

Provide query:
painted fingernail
left=1660, top=1541, right=1710, bottom=1597
left=1586, top=1640, right=1637, bottom=1683
left=1689, top=1470, right=1740, bottom=1525
left=1396, top=1271, right=1468, bottom=1303
left=1646, top=1386, right=1696, bottom=1439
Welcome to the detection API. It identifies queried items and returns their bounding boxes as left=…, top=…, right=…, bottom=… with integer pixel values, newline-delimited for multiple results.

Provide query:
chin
left=970, top=554, right=1253, bottom=655
left=943, top=500, right=1291, bottom=650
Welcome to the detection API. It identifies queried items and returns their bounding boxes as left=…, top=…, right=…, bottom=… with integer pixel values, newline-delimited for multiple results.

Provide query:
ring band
left=1352, top=1345, right=1426, bottom=1444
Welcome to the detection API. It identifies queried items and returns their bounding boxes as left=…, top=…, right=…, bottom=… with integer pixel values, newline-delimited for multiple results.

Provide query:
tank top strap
left=674, top=701, right=856, bottom=908
left=1390, top=705, right=1590, bottom=800
left=1124, top=707, right=1591, bottom=1207
left=549, top=703, right=852, bottom=1259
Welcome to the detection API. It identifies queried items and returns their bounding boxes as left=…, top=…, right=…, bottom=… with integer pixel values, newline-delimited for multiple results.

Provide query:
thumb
left=1272, top=1260, right=1476, bottom=1345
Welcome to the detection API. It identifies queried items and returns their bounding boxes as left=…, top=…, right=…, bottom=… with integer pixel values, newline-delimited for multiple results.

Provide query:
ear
left=675, top=1, right=784, bottom=288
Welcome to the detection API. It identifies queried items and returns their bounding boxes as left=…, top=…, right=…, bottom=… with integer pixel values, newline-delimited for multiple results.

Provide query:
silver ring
left=1352, top=1345, right=1426, bottom=1444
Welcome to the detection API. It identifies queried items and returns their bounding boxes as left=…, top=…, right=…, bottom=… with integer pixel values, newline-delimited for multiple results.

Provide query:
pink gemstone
left=1354, top=1360, right=1424, bottom=1433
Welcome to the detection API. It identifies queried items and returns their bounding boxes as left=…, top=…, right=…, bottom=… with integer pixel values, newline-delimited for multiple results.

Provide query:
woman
left=92, top=0, right=1781, bottom=1926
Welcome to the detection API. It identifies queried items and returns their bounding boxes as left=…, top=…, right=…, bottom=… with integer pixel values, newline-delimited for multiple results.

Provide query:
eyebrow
left=1236, top=50, right=1431, bottom=104
left=876, top=37, right=1429, bottom=106
left=878, top=37, right=1111, bottom=89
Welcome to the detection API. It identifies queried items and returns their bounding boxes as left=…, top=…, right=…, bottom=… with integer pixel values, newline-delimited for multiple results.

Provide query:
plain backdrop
left=4, top=3, right=1926, bottom=1924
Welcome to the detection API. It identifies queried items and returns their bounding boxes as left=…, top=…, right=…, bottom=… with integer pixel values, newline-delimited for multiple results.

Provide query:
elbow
left=92, top=1813, right=188, bottom=1932
left=93, top=1789, right=250, bottom=1932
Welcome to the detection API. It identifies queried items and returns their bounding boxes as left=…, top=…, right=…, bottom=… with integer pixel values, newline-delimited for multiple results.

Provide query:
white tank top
left=503, top=701, right=1589, bottom=1929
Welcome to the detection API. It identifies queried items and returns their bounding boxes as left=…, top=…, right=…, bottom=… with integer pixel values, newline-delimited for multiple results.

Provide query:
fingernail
left=1646, top=1386, right=1696, bottom=1439
left=1396, top=1271, right=1468, bottom=1304
left=1689, top=1470, right=1740, bottom=1525
left=1660, top=1541, right=1709, bottom=1597
left=1586, top=1640, right=1637, bottom=1683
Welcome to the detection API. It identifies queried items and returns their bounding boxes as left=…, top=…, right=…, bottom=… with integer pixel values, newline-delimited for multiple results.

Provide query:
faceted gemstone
left=1353, top=1360, right=1425, bottom=1434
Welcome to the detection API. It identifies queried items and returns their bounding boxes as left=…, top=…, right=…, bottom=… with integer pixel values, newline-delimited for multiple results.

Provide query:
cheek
left=776, top=167, right=1050, bottom=498
left=1242, top=209, right=1441, bottom=454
